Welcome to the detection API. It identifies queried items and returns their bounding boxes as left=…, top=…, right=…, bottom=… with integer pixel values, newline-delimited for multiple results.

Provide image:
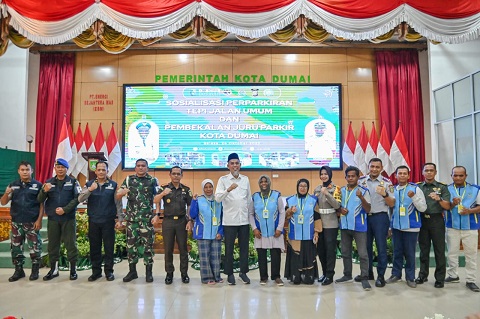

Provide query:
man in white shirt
left=216, top=153, right=252, bottom=285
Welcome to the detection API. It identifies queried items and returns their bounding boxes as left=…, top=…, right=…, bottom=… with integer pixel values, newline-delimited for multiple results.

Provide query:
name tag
left=105, top=185, right=114, bottom=190
left=212, top=216, right=218, bottom=226
left=65, top=182, right=73, bottom=186
left=458, top=205, right=464, bottom=212
left=11, top=186, right=20, bottom=190
left=297, top=214, right=304, bottom=224
left=263, top=209, right=269, bottom=218
left=399, top=206, right=406, bottom=216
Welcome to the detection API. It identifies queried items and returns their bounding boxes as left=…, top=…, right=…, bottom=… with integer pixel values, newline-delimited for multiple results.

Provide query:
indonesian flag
left=107, top=123, right=122, bottom=175
left=94, top=123, right=108, bottom=157
left=354, top=122, right=368, bottom=175
left=67, top=124, right=77, bottom=175
left=82, top=123, right=96, bottom=177
left=365, top=122, right=378, bottom=165
left=342, top=122, right=356, bottom=167
left=390, top=125, right=411, bottom=171
left=53, top=117, right=73, bottom=176
left=72, top=123, right=87, bottom=178
left=377, top=124, right=394, bottom=176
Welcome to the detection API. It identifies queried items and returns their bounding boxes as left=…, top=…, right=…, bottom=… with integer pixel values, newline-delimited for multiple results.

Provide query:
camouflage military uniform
left=121, top=174, right=159, bottom=265
left=9, top=179, right=43, bottom=266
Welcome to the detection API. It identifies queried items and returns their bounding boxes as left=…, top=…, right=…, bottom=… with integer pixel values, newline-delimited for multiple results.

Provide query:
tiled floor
left=0, top=254, right=479, bottom=319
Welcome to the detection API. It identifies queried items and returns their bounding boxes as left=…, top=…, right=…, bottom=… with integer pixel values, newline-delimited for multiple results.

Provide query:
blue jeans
left=391, top=229, right=418, bottom=281
left=367, top=212, right=390, bottom=277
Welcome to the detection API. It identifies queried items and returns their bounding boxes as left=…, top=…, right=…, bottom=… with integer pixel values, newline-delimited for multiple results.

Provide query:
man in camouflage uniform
left=1, top=161, right=43, bottom=282
left=116, top=158, right=159, bottom=283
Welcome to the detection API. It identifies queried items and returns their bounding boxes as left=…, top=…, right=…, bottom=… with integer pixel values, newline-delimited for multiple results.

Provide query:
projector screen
left=123, top=84, right=342, bottom=170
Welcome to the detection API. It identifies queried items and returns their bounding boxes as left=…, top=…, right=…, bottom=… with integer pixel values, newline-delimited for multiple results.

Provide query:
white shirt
left=215, top=173, right=252, bottom=226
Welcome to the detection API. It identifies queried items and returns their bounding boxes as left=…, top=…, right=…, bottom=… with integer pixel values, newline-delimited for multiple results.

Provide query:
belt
left=318, top=208, right=336, bottom=214
left=367, top=211, right=388, bottom=217
left=163, top=215, right=186, bottom=220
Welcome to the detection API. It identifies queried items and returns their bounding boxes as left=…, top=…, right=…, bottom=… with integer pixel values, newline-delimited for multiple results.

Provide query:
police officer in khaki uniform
left=153, top=165, right=193, bottom=285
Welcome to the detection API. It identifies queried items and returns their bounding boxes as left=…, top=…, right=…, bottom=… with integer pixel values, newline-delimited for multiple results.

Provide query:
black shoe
left=29, top=263, right=40, bottom=281
left=362, top=280, right=372, bottom=291
left=318, top=275, right=326, bottom=283
left=123, top=264, right=138, bottom=282
left=466, top=282, right=480, bottom=292
left=88, top=273, right=102, bottom=282
left=43, top=268, right=59, bottom=281
left=375, top=276, right=386, bottom=287
left=146, top=264, right=153, bottom=283
left=165, top=272, right=173, bottom=285
left=354, top=275, right=363, bottom=282
left=386, top=275, right=401, bottom=284
left=322, top=277, right=333, bottom=286
left=434, top=281, right=444, bottom=288
left=181, top=273, right=190, bottom=284
left=8, top=265, right=26, bottom=282
left=70, top=262, right=78, bottom=280
left=415, top=277, right=428, bottom=284
left=106, top=273, right=115, bottom=281
left=227, top=274, right=236, bottom=285
left=239, top=273, right=250, bottom=284
left=445, top=276, right=460, bottom=283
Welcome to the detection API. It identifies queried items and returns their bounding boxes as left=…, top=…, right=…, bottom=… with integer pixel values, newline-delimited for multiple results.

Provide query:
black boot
left=70, top=262, right=78, bottom=280
left=43, top=262, right=59, bottom=281
left=146, top=264, right=153, bottom=283
left=123, top=263, right=138, bottom=282
left=9, top=265, right=26, bottom=282
left=29, top=263, right=40, bottom=281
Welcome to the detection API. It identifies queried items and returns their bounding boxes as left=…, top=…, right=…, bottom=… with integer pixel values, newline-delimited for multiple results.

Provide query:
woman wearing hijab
left=249, top=175, right=286, bottom=286
left=284, top=178, right=321, bottom=285
left=190, top=179, right=224, bottom=284
left=313, top=166, right=341, bottom=285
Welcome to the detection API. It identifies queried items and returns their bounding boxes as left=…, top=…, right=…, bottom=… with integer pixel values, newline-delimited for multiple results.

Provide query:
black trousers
left=316, top=227, right=338, bottom=279
left=223, top=225, right=250, bottom=275
left=418, top=214, right=446, bottom=282
left=162, top=217, right=189, bottom=274
left=88, top=219, right=115, bottom=275
left=257, top=248, right=281, bottom=280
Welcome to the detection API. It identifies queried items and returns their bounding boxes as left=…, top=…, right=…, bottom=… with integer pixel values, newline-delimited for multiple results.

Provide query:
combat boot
left=146, top=264, right=153, bottom=283
left=29, top=263, right=40, bottom=281
left=8, top=265, right=25, bottom=282
left=123, top=263, right=138, bottom=282
left=43, top=262, right=59, bottom=281
left=70, top=261, right=78, bottom=280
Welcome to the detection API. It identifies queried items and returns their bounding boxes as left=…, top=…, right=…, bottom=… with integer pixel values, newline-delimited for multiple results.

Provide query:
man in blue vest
left=78, top=161, right=123, bottom=282
left=37, top=158, right=81, bottom=281
left=1, top=161, right=43, bottom=281
left=445, top=166, right=480, bottom=292
left=385, top=165, right=427, bottom=288
left=335, top=166, right=372, bottom=291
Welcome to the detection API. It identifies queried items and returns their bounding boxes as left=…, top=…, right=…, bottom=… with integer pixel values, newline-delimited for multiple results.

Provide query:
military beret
left=55, top=158, right=69, bottom=169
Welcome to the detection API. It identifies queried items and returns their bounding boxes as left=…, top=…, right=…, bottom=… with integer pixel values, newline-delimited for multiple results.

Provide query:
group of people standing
left=2, top=154, right=479, bottom=294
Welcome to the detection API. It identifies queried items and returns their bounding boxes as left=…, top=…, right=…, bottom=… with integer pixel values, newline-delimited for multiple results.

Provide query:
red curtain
left=375, top=50, right=425, bottom=182
left=35, top=53, right=75, bottom=183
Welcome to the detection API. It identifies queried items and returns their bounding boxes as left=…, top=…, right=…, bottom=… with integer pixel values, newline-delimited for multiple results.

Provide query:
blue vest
left=252, top=191, right=281, bottom=237
left=9, top=179, right=42, bottom=223
left=339, top=186, right=368, bottom=232
left=85, top=179, right=118, bottom=223
left=191, top=196, right=223, bottom=240
left=391, top=183, right=421, bottom=230
left=446, top=183, right=480, bottom=230
left=44, top=176, right=79, bottom=221
left=286, top=195, right=316, bottom=240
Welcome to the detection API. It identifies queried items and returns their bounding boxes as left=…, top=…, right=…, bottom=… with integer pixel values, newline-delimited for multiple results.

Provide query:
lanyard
left=296, top=196, right=305, bottom=215
left=261, top=191, right=271, bottom=211
left=453, top=183, right=466, bottom=202
left=208, top=199, right=216, bottom=218
left=344, top=186, right=358, bottom=207
left=397, top=185, right=406, bottom=206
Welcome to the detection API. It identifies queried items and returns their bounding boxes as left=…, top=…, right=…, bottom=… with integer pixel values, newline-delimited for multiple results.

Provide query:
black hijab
left=296, top=178, right=310, bottom=198
left=319, top=166, right=333, bottom=187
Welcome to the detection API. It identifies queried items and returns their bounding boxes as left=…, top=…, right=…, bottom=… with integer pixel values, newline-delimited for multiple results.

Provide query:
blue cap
left=227, top=153, right=239, bottom=162
left=55, top=158, right=69, bottom=169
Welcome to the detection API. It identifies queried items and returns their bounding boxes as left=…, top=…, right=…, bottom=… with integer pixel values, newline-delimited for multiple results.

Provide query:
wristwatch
left=382, top=193, right=388, bottom=198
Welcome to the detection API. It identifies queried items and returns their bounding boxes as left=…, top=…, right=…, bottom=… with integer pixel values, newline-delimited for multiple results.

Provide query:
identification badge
left=458, top=205, right=464, bottom=212
left=399, top=206, right=406, bottom=216
left=263, top=209, right=269, bottom=218
left=212, top=217, right=218, bottom=226
left=297, top=214, right=304, bottom=224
